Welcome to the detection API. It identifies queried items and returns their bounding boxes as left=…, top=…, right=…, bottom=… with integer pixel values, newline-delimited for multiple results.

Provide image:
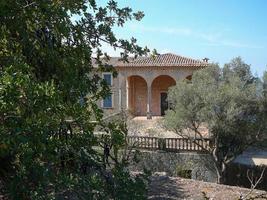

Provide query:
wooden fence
left=127, top=136, right=212, bottom=152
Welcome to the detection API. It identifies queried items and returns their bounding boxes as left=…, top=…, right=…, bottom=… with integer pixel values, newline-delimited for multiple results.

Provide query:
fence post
left=158, top=138, right=166, bottom=151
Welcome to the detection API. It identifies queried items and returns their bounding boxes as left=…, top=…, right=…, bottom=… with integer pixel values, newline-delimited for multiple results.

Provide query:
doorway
left=160, top=92, right=168, bottom=116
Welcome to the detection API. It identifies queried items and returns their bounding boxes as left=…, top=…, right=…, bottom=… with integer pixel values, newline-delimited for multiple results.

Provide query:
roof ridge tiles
left=92, top=53, right=209, bottom=68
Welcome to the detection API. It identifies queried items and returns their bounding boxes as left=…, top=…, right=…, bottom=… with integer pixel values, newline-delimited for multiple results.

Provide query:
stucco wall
left=100, top=67, right=196, bottom=117
left=96, top=73, right=120, bottom=116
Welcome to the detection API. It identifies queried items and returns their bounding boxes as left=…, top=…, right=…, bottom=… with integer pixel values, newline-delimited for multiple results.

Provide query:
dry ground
left=148, top=175, right=266, bottom=200
left=128, top=116, right=209, bottom=138
left=1, top=176, right=266, bottom=199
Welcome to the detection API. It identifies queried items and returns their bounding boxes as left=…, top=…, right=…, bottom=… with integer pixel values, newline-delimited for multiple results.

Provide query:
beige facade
left=98, top=53, right=208, bottom=119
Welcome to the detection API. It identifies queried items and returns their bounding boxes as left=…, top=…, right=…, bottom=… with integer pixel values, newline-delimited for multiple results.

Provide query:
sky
left=99, top=0, right=267, bottom=77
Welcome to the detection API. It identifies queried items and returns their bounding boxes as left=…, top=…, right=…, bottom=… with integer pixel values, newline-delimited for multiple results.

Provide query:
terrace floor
left=127, top=116, right=178, bottom=138
left=127, top=116, right=209, bottom=138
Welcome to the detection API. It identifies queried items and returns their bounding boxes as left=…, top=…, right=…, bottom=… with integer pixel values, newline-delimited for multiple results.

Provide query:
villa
left=97, top=53, right=209, bottom=119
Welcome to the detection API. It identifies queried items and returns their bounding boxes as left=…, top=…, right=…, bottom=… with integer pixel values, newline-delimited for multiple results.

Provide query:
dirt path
left=148, top=175, right=266, bottom=200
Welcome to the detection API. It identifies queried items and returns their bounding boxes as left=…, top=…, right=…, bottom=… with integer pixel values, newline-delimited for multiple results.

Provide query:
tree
left=0, top=0, right=149, bottom=199
left=262, top=71, right=267, bottom=98
left=223, top=57, right=254, bottom=83
left=164, top=60, right=267, bottom=184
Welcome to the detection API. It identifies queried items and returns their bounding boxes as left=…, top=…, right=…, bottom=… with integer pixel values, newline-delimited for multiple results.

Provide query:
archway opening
left=151, top=75, right=176, bottom=116
left=127, top=75, right=148, bottom=116
left=185, top=75, right=192, bottom=83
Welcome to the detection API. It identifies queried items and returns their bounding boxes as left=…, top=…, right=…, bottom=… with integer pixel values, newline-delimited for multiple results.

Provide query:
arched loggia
left=127, top=75, right=148, bottom=116
left=151, top=75, right=176, bottom=116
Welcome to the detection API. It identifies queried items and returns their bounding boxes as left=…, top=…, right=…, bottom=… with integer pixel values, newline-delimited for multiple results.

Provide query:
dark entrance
left=160, top=92, right=168, bottom=116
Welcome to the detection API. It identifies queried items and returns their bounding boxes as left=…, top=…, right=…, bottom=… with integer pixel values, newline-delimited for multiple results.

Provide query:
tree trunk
left=212, top=144, right=227, bottom=184
left=210, top=136, right=225, bottom=184
left=213, top=159, right=227, bottom=184
left=215, top=167, right=224, bottom=184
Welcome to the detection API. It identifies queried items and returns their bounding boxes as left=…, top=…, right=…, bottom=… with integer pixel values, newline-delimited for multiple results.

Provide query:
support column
left=119, top=88, right=122, bottom=111
left=147, top=85, right=152, bottom=119
left=126, top=78, right=129, bottom=110
left=118, top=74, right=122, bottom=111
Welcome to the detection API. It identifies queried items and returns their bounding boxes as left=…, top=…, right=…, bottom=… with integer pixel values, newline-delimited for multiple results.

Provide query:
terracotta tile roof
left=93, top=53, right=209, bottom=68
left=92, top=57, right=132, bottom=68
left=118, top=53, right=208, bottom=68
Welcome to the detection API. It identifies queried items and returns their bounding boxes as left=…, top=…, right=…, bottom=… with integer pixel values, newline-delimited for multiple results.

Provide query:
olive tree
left=165, top=59, right=267, bottom=184
left=0, top=0, right=149, bottom=199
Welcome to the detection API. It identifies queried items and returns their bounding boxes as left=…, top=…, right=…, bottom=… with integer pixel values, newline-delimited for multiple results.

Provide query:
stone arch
left=127, top=75, right=148, bottom=116
left=151, top=75, right=176, bottom=116
left=150, top=73, right=177, bottom=85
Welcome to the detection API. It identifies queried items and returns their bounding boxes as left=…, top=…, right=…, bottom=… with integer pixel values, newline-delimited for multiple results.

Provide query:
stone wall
left=129, top=150, right=217, bottom=183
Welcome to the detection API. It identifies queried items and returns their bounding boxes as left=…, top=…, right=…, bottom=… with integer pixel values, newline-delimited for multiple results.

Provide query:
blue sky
left=100, top=0, right=267, bottom=77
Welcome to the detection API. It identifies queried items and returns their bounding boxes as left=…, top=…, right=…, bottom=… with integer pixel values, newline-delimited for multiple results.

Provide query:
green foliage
left=175, top=164, right=192, bottom=179
left=165, top=59, right=267, bottom=183
left=0, top=0, right=149, bottom=199
left=223, top=57, right=254, bottom=83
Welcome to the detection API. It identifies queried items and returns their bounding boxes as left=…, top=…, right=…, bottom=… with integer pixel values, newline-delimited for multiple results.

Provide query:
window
left=103, top=73, right=112, bottom=86
left=102, top=73, right=113, bottom=108
left=103, top=94, right=113, bottom=108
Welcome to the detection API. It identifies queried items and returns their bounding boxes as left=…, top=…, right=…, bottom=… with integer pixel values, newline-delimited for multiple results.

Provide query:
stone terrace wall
left=129, top=150, right=217, bottom=182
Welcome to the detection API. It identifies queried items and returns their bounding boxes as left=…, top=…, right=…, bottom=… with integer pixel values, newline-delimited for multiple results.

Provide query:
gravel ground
left=148, top=175, right=267, bottom=200
left=1, top=176, right=266, bottom=199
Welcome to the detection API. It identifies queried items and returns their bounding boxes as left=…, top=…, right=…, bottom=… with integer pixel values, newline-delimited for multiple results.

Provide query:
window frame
left=102, top=93, right=114, bottom=109
left=102, top=72, right=113, bottom=86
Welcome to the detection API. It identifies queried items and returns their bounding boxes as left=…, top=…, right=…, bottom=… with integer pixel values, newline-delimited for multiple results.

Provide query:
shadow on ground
left=148, top=176, right=188, bottom=200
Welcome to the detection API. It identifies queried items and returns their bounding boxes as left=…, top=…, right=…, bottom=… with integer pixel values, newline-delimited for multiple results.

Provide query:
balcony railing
left=127, top=136, right=211, bottom=152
